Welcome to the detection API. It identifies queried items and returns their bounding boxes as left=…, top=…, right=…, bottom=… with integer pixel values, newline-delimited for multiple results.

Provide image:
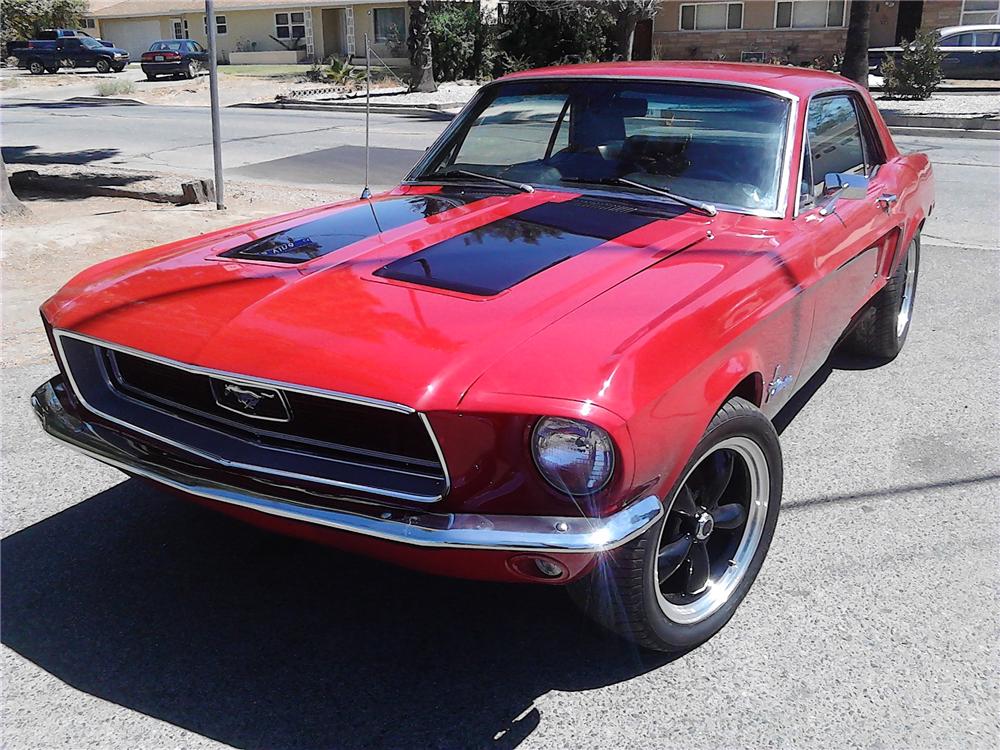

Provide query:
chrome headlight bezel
left=530, top=416, right=616, bottom=496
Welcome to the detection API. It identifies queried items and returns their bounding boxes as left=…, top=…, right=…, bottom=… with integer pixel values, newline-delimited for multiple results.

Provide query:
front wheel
left=28, top=60, right=45, bottom=75
left=112, top=64, right=126, bottom=72
left=95, top=58, right=111, bottom=74
left=569, top=397, right=782, bottom=653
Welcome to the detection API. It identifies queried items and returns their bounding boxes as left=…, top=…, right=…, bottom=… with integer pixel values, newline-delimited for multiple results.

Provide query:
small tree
left=407, top=0, right=437, bottom=92
left=881, top=29, right=944, bottom=100
left=0, top=0, right=86, bottom=47
left=841, top=0, right=871, bottom=86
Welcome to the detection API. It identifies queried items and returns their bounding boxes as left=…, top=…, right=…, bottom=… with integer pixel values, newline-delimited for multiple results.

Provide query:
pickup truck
left=15, top=36, right=129, bottom=75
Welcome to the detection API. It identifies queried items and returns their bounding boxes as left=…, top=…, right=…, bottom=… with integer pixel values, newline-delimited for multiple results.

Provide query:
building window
left=80, top=18, right=96, bottom=29
left=203, top=15, right=227, bottom=35
left=961, top=0, right=1000, bottom=25
left=275, top=12, right=306, bottom=39
left=373, top=7, right=405, bottom=42
left=775, top=0, right=846, bottom=29
left=171, top=18, right=190, bottom=39
left=680, top=2, right=743, bottom=31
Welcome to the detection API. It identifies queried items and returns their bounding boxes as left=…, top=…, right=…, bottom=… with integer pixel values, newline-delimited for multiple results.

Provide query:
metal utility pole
left=360, top=32, right=371, bottom=200
left=206, top=0, right=225, bottom=209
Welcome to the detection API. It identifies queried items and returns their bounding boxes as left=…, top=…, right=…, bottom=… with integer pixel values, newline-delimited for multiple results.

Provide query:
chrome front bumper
left=31, top=378, right=663, bottom=554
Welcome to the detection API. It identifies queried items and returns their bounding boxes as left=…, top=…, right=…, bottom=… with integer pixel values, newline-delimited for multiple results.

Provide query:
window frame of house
left=373, top=6, right=406, bottom=43
left=171, top=18, right=190, bottom=40
left=203, top=15, right=227, bottom=36
left=274, top=12, right=306, bottom=40
left=80, top=18, right=96, bottom=29
left=679, top=2, right=744, bottom=32
left=774, top=0, right=847, bottom=30
left=961, top=0, right=1000, bottom=25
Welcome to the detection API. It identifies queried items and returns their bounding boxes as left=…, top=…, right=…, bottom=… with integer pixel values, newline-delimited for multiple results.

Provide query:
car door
left=938, top=32, right=978, bottom=79
left=794, top=93, right=901, bottom=369
left=972, top=31, right=1000, bottom=79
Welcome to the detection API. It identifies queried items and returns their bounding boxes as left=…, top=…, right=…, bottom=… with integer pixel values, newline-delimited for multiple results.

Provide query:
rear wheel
left=146, top=73, right=158, bottom=81
left=28, top=60, right=45, bottom=75
left=182, top=61, right=194, bottom=80
left=111, top=64, right=126, bottom=72
left=845, top=235, right=920, bottom=361
left=569, top=397, right=782, bottom=653
left=95, top=58, right=111, bottom=74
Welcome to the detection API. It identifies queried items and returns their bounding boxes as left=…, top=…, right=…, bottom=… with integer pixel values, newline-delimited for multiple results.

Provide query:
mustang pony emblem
left=211, top=380, right=290, bottom=421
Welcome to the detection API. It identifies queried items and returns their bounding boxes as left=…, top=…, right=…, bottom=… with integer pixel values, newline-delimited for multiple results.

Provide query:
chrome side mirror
left=819, top=172, right=869, bottom=216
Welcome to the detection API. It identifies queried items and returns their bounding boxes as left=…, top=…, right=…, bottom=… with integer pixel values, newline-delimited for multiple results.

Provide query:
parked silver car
left=869, top=24, right=1000, bottom=80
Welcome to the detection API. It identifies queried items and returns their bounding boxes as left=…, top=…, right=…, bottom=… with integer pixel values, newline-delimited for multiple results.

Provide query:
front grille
left=56, top=333, right=447, bottom=502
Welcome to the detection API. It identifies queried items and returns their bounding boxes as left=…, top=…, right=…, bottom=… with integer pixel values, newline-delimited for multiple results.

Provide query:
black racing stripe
left=219, top=194, right=477, bottom=264
left=373, top=196, right=683, bottom=296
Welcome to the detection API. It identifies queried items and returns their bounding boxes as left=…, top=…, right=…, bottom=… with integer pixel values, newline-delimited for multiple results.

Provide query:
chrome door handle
left=876, top=193, right=898, bottom=212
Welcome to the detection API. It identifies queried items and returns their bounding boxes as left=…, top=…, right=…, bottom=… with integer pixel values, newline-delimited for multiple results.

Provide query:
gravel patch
left=876, top=93, right=1000, bottom=118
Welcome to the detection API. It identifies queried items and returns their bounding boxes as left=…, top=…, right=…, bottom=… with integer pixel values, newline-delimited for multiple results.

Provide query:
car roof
left=501, top=61, right=856, bottom=98
left=937, top=24, right=1000, bottom=35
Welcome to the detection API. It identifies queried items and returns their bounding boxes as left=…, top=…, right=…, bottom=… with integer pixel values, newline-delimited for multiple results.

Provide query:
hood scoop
left=218, top=194, right=472, bottom=264
left=373, top=196, right=685, bottom=297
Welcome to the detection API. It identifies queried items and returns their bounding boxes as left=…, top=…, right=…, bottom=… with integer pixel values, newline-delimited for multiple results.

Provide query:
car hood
left=43, top=187, right=717, bottom=411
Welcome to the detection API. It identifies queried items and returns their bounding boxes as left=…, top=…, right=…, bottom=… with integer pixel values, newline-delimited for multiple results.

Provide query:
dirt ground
left=0, top=182, right=353, bottom=370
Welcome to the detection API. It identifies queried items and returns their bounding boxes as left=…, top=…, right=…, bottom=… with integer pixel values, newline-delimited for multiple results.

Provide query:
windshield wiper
left=560, top=176, right=717, bottom=217
left=427, top=168, right=534, bottom=193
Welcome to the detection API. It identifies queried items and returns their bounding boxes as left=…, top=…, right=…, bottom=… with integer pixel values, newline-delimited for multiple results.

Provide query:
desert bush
left=95, top=79, right=135, bottom=97
left=881, top=29, right=943, bottom=100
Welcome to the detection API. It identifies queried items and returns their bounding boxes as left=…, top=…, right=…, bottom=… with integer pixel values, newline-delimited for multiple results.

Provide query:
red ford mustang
left=33, top=62, right=933, bottom=652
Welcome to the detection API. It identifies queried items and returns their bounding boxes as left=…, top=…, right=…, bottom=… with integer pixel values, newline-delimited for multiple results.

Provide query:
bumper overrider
left=32, top=377, right=663, bottom=563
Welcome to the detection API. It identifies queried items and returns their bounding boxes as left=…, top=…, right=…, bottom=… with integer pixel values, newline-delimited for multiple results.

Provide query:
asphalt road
left=1, top=97, right=446, bottom=191
left=1, top=110, right=998, bottom=749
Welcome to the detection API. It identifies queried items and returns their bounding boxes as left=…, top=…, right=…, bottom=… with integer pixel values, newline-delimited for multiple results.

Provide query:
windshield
left=80, top=37, right=104, bottom=49
left=419, top=79, right=791, bottom=213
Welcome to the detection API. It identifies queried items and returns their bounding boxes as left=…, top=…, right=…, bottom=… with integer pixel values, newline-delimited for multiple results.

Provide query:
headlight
left=531, top=417, right=615, bottom=495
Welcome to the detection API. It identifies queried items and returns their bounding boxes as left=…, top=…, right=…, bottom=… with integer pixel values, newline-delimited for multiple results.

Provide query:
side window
left=940, top=33, right=975, bottom=47
left=805, top=95, right=866, bottom=196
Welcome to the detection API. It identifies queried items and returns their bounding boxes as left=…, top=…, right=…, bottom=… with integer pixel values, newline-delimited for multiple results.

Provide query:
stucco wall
left=351, top=3, right=409, bottom=62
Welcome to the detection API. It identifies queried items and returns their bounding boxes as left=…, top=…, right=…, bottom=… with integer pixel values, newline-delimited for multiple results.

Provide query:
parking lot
left=1, top=90, right=998, bottom=750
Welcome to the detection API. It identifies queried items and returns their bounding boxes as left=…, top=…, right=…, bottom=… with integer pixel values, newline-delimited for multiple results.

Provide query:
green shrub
left=95, top=79, right=135, bottom=97
left=428, top=1, right=495, bottom=81
left=881, top=29, right=943, bottom=100
left=496, top=1, right=615, bottom=73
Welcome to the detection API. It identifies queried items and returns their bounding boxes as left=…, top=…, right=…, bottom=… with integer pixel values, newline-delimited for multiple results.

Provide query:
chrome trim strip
left=53, top=330, right=452, bottom=503
left=404, top=75, right=799, bottom=220
left=32, top=379, right=662, bottom=553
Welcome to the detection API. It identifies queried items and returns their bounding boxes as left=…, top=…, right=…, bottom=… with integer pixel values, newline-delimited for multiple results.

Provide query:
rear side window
left=804, top=95, right=866, bottom=196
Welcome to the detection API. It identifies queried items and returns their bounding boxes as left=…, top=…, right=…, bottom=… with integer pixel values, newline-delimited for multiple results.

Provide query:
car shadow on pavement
left=1, top=480, right=675, bottom=749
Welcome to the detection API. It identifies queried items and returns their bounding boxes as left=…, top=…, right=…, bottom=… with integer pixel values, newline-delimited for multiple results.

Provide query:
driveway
left=1, top=134, right=998, bottom=749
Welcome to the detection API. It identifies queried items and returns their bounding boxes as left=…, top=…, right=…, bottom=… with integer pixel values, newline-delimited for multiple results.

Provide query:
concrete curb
left=881, top=112, right=999, bottom=131
left=888, top=125, right=1000, bottom=140
left=66, top=96, right=146, bottom=106
left=234, top=100, right=462, bottom=118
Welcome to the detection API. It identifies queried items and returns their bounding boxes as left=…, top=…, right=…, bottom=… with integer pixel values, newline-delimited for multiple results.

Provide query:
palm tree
left=407, top=0, right=437, bottom=93
left=842, top=0, right=873, bottom=87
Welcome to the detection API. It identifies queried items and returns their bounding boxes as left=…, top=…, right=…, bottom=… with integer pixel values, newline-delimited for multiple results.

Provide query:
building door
left=632, top=18, right=653, bottom=60
left=895, top=1, right=923, bottom=44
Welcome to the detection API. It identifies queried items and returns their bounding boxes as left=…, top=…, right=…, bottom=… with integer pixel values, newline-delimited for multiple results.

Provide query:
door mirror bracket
left=819, top=172, right=869, bottom=216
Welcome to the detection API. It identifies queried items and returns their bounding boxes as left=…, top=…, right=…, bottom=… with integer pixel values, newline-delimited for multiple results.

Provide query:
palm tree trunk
left=1, top=156, right=30, bottom=219
left=842, top=0, right=872, bottom=87
left=407, top=0, right=437, bottom=93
